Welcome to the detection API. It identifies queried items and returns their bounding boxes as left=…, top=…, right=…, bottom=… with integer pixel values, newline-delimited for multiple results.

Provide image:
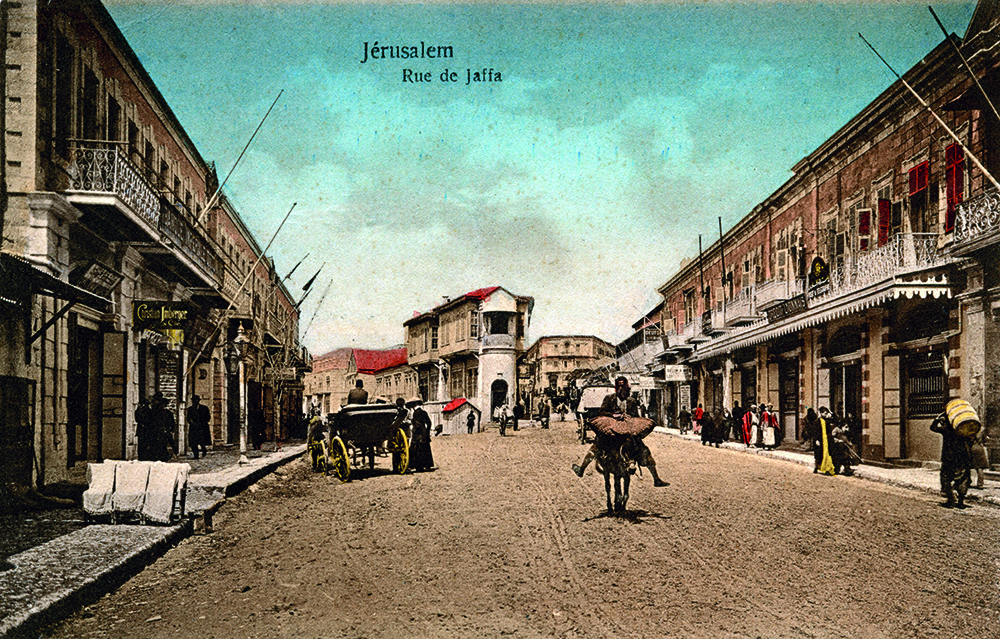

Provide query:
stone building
left=404, top=286, right=532, bottom=418
left=0, top=0, right=303, bottom=494
left=650, top=1, right=1000, bottom=465
left=523, top=334, right=614, bottom=413
left=303, top=347, right=352, bottom=415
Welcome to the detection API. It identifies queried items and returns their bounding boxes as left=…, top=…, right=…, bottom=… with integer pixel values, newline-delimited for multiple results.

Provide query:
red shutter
left=909, top=162, right=929, bottom=195
left=877, top=198, right=891, bottom=246
left=945, top=144, right=964, bottom=232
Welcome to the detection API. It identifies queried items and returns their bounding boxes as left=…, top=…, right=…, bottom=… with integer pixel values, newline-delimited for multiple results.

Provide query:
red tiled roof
left=353, top=347, right=408, bottom=374
left=442, top=398, right=468, bottom=413
left=464, top=286, right=500, bottom=301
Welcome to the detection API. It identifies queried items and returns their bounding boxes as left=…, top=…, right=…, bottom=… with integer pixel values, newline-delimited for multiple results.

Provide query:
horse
left=593, top=434, right=641, bottom=514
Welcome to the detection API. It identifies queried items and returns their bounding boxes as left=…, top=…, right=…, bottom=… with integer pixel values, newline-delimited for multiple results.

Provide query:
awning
left=1, top=253, right=112, bottom=312
left=690, top=275, right=952, bottom=362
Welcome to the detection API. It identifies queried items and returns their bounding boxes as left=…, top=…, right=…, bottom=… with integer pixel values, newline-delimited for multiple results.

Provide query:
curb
left=652, top=427, right=1000, bottom=508
left=0, top=445, right=305, bottom=639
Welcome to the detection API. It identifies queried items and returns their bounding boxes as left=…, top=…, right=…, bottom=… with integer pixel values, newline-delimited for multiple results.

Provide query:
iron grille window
left=906, top=354, right=945, bottom=418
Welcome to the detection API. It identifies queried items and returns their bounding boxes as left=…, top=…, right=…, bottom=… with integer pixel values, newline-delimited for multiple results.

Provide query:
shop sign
left=765, top=294, right=807, bottom=323
left=643, top=326, right=661, bottom=343
left=269, top=367, right=298, bottom=382
left=133, top=301, right=189, bottom=331
left=662, top=365, right=693, bottom=382
left=807, top=257, right=830, bottom=298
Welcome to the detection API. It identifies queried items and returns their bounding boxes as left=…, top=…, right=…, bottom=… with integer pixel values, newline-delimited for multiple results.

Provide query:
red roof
left=464, top=286, right=500, bottom=301
left=442, top=398, right=468, bottom=413
left=353, top=348, right=408, bottom=374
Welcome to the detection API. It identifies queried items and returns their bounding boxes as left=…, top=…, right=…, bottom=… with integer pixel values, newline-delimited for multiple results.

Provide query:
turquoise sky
left=106, top=1, right=976, bottom=353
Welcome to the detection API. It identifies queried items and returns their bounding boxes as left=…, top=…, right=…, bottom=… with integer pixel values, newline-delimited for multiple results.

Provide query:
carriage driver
left=572, top=376, right=668, bottom=487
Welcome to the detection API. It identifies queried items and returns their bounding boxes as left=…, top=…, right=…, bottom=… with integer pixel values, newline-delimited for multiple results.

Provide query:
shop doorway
left=778, top=359, right=799, bottom=440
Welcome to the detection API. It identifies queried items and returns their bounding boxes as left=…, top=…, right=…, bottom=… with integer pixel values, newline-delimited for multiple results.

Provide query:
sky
left=105, top=0, right=977, bottom=355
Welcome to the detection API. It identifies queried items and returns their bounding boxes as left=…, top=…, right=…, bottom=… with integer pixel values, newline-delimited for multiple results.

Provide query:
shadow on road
left=582, top=509, right=673, bottom=524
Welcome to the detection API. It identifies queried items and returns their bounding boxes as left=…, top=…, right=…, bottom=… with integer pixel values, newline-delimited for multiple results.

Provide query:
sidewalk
left=0, top=444, right=305, bottom=639
left=653, top=426, right=1000, bottom=507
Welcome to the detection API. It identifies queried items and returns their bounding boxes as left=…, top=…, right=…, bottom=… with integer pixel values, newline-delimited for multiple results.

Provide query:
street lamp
left=230, top=322, right=251, bottom=461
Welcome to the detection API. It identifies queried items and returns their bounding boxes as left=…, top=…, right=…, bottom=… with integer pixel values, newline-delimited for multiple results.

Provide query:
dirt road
left=43, top=424, right=1000, bottom=639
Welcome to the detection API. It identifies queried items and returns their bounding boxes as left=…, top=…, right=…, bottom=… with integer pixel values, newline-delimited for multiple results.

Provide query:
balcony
left=754, top=277, right=804, bottom=311
left=66, top=147, right=160, bottom=234
left=823, top=233, right=946, bottom=299
left=952, top=189, right=1000, bottom=256
left=159, top=199, right=224, bottom=288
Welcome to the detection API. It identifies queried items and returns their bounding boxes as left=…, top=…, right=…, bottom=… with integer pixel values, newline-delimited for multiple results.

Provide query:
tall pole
left=698, top=234, right=706, bottom=316
left=718, top=217, right=727, bottom=308
left=198, top=90, right=283, bottom=225
left=860, top=32, right=1000, bottom=193
left=928, top=6, right=1000, bottom=126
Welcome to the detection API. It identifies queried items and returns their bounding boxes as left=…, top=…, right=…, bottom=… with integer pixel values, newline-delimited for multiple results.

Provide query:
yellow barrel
left=946, top=399, right=981, bottom=438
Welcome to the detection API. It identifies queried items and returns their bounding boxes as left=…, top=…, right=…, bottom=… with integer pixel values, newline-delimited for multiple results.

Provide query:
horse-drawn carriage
left=315, top=404, right=410, bottom=482
left=575, top=384, right=614, bottom=443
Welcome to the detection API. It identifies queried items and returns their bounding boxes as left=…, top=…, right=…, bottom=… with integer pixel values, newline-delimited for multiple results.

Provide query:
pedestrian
left=931, top=408, right=975, bottom=508
left=678, top=406, right=691, bottom=434
left=186, top=394, right=211, bottom=459
left=731, top=402, right=745, bottom=442
left=830, top=419, right=856, bottom=476
left=250, top=408, right=266, bottom=450
left=407, top=398, right=435, bottom=472
left=693, top=404, right=704, bottom=434
left=467, top=409, right=477, bottom=434
left=801, top=406, right=820, bottom=453
left=700, top=410, right=715, bottom=446
left=135, top=397, right=155, bottom=461
left=540, top=401, right=550, bottom=429
left=761, top=404, right=779, bottom=450
left=513, top=402, right=524, bottom=432
left=147, top=392, right=177, bottom=462
left=715, top=408, right=731, bottom=445
left=741, top=404, right=758, bottom=448
left=499, top=403, right=509, bottom=436
left=815, top=407, right=837, bottom=476
left=971, top=428, right=989, bottom=490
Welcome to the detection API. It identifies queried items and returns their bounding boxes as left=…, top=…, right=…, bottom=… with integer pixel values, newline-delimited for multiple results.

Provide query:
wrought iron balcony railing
left=824, top=233, right=944, bottom=298
left=954, top=189, right=1000, bottom=254
left=67, top=147, right=160, bottom=229
left=159, top=199, right=223, bottom=287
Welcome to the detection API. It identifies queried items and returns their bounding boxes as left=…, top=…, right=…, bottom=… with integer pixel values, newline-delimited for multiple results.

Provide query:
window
left=80, top=67, right=99, bottom=141
left=431, top=326, right=438, bottom=350
left=683, top=289, right=696, bottom=325
left=857, top=208, right=871, bottom=251
left=470, top=311, right=479, bottom=338
left=905, top=352, right=945, bottom=418
left=466, top=367, right=478, bottom=398
left=945, top=144, right=964, bottom=232
left=908, top=161, right=931, bottom=234
left=54, top=33, right=74, bottom=157
left=107, top=96, right=121, bottom=143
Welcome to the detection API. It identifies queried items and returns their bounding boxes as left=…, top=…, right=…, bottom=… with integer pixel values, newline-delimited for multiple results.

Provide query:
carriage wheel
left=318, top=441, right=330, bottom=475
left=390, top=428, right=409, bottom=474
left=329, top=436, right=350, bottom=482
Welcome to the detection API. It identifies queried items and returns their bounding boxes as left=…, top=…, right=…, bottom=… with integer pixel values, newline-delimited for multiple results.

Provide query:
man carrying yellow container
left=930, top=399, right=981, bottom=509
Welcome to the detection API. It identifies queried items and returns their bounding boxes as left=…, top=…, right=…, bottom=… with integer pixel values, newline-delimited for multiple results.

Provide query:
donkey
left=593, top=435, right=641, bottom=514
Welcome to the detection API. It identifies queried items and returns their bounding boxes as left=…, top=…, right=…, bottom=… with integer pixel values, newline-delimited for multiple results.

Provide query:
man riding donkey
left=572, top=377, right=668, bottom=511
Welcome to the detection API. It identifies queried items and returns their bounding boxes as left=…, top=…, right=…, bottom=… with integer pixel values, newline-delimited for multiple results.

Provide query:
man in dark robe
left=186, top=394, right=211, bottom=459
left=931, top=411, right=973, bottom=508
